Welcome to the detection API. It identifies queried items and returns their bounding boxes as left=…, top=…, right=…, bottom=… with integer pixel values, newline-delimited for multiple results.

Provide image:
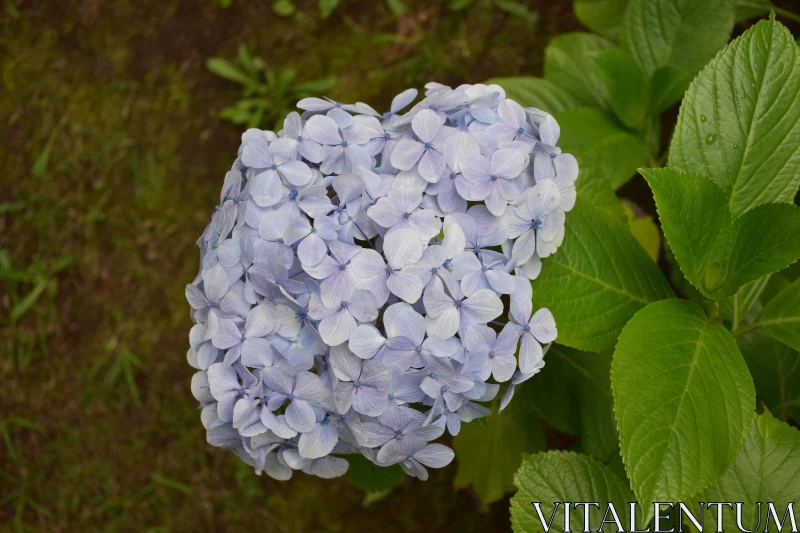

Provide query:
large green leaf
left=544, top=33, right=613, bottom=108
left=530, top=346, right=618, bottom=461
left=700, top=411, right=800, bottom=531
left=726, top=203, right=800, bottom=293
left=735, top=0, right=771, bottom=22
left=485, top=77, right=580, bottom=114
left=592, top=49, right=649, bottom=131
left=621, top=0, right=735, bottom=76
left=640, top=168, right=732, bottom=296
left=574, top=166, right=626, bottom=224
left=535, top=198, right=673, bottom=352
left=669, top=18, right=800, bottom=217
left=510, top=451, right=636, bottom=533
left=739, top=332, right=800, bottom=422
left=721, top=276, right=771, bottom=330
left=751, top=277, right=800, bottom=351
left=612, top=299, right=755, bottom=518
left=647, top=65, right=691, bottom=116
left=642, top=168, right=800, bottom=299
left=453, top=390, right=545, bottom=507
left=573, top=0, right=629, bottom=40
left=555, top=107, right=648, bottom=189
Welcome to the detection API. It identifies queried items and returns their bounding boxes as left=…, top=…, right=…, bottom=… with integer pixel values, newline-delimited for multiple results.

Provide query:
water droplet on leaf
left=699, top=115, right=707, bottom=123
left=705, top=133, right=717, bottom=145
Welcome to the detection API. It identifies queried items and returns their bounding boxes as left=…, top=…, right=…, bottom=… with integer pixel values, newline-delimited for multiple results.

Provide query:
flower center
left=490, top=175, right=498, bottom=181
left=532, top=219, right=543, bottom=230
left=517, top=127, right=525, bottom=134
left=415, top=346, right=422, bottom=354
left=297, top=135, right=303, bottom=141
left=489, top=352, right=495, bottom=359
left=342, top=140, right=349, bottom=147
left=340, top=301, right=349, bottom=309
left=424, top=142, right=431, bottom=149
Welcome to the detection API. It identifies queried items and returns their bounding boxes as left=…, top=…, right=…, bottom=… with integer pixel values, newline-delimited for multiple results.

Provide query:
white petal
left=384, top=228, right=423, bottom=269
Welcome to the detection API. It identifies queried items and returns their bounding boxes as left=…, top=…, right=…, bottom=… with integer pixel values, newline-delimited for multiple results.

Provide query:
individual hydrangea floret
left=186, top=82, right=578, bottom=481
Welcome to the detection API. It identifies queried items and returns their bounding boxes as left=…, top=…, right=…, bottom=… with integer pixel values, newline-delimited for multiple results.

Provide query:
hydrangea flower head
left=187, top=83, right=577, bottom=481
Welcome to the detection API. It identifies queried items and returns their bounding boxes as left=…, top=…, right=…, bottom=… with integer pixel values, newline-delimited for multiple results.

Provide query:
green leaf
left=669, top=18, right=800, bottom=217
left=574, top=166, right=626, bottom=224
left=752, top=277, right=800, bottom=351
left=726, top=203, right=800, bottom=294
left=663, top=241, right=705, bottom=303
left=573, top=0, right=630, bottom=40
left=485, top=77, right=580, bottom=114
left=346, top=454, right=405, bottom=492
left=735, top=0, right=771, bottom=21
left=11, top=279, right=49, bottom=323
left=292, top=75, right=339, bottom=94
left=555, top=107, right=648, bottom=189
left=530, top=346, right=619, bottom=462
left=454, top=389, right=545, bottom=507
left=544, top=33, right=613, bottom=108
left=647, top=65, right=691, bottom=116
left=612, top=299, right=756, bottom=518
left=761, top=263, right=800, bottom=305
left=385, top=0, right=406, bottom=16
left=643, top=168, right=800, bottom=298
left=740, top=332, right=800, bottom=422
left=640, top=168, right=733, bottom=297
left=206, top=58, right=254, bottom=87
left=273, top=0, right=296, bottom=16
left=535, top=198, right=674, bottom=352
left=721, top=275, right=771, bottom=330
left=700, top=411, right=800, bottom=531
left=592, top=49, right=649, bottom=131
left=319, top=0, right=341, bottom=18
left=621, top=0, right=735, bottom=76
left=510, top=451, right=636, bottom=533
left=493, top=0, right=538, bottom=24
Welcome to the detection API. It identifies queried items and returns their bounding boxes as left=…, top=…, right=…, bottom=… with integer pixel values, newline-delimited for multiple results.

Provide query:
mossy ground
left=0, top=1, right=581, bottom=530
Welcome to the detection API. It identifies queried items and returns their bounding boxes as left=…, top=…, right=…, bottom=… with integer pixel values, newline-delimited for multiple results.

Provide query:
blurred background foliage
left=0, top=0, right=797, bottom=531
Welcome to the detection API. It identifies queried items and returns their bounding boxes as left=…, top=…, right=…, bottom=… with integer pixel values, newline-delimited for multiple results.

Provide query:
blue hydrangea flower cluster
left=187, top=83, right=578, bottom=481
